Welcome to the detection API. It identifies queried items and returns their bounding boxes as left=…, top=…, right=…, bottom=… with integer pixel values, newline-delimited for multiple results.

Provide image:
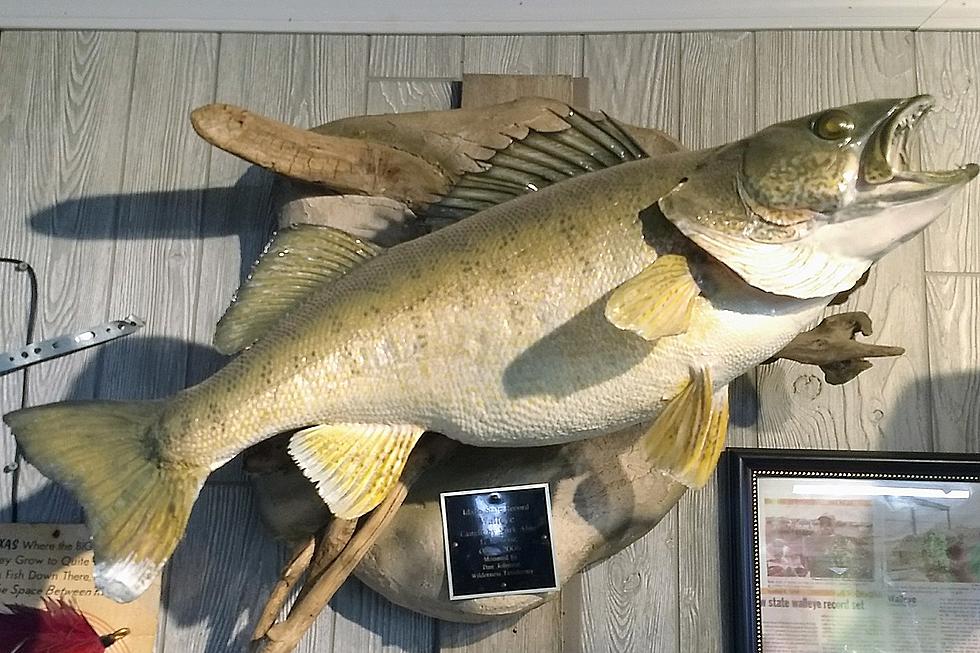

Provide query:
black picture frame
left=722, top=448, right=980, bottom=653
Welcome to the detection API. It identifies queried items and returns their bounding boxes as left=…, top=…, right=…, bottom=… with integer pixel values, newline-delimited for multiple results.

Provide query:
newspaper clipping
left=757, top=477, right=980, bottom=653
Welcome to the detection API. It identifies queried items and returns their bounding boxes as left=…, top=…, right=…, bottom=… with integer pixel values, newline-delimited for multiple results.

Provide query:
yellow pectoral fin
left=288, top=423, right=425, bottom=519
left=644, top=367, right=730, bottom=487
left=605, top=254, right=700, bottom=342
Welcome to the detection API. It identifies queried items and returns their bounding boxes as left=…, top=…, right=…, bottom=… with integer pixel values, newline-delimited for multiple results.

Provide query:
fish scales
left=161, top=153, right=813, bottom=464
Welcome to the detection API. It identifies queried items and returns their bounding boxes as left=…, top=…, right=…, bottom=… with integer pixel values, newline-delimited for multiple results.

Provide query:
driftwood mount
left=190, top=74, right=907, bottom=652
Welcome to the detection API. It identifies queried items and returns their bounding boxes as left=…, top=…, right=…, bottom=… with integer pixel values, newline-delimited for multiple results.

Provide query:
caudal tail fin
left=3, top=400, right=207, bottom=602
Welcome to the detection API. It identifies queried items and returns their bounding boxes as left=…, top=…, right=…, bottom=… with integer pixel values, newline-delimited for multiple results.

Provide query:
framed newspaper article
left=724, top=449, right=980, bottom=653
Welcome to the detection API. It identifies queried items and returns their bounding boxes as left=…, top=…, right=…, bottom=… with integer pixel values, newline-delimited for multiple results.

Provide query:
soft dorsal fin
left=421, top=108, right=648, bottom=225
left=605, top=254, right=700, bottom=342
left=214, top=225, right=382, bottom=354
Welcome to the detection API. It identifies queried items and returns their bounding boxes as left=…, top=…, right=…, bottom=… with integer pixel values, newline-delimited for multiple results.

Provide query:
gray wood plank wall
left=0, top=30, right=977, bottom=653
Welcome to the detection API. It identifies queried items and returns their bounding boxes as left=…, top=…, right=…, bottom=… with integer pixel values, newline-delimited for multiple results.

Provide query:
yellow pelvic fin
left=214, top=224, right=383, bottom=355
left=288, top=423, right=425, bottom=519
left=644, top=367, right=730, bottom=487
left=604, top=254, right=700, bottom=342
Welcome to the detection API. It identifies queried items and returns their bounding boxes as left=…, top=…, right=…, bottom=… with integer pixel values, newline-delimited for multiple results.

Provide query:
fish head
left=740, top=96, right=978, bottom=248
left=660, top=95, right=978, bottom=298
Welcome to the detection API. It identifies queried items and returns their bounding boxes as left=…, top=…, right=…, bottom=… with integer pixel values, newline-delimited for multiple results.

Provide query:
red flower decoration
left=0, top=598, right=128, bottom=653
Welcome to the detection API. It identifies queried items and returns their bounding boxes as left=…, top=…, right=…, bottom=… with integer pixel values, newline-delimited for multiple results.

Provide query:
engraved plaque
left=440, top=483, right=559, bottom=600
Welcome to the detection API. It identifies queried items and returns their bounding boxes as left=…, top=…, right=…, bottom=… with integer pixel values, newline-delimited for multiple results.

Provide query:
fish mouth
left=867, top=95, right=978, bottom=191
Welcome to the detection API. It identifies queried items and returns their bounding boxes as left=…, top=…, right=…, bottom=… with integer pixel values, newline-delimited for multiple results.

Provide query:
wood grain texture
left=97, top=31, right=217, bottom=401
left=675, top=31, right=755, bottom=653
left=926, top=274, right=980, bottom=454
left=567, top=524, right=679, bottom=653
left=0, top=266, right=28, bottom=522
left=583, top=34, right=678, bottom=134
left=160, top=485, right=292, bottom=653
left=0, top=31, right=137, bottom=523
left=915, top=33, right=980, bottom=274
left=368, top=80, right=457, bottom=115
left=439, top=600, right=561, bottom=653
left=329, top=579, right=437, bottom=653
left=191, top=102, right=447, bottom=205
left=463, top=35, right=582, bottom=75
left=366, top=34, right=463, bottom=114
left=460, top=74, right=584, bottom=109
left=565, top=32, right=681, bottom=653
left=754, top=31, right=932, bottom=453
left=369, top=35, right=463, bottom=79
left=85, top=32, right=218, bottom=651
left=677, top=32, right=755, bottom=150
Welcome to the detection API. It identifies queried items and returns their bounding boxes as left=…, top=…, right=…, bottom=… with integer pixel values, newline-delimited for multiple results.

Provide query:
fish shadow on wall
left=15, top=164, right=308, bottom=651
left=29, top=164, right=284, bottom=284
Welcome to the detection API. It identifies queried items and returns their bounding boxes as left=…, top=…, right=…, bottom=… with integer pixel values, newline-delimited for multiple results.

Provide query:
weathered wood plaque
left=0, top=523, right=160, bottom=652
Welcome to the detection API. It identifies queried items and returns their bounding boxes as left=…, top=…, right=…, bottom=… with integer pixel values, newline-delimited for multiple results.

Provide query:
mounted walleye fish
left=5, top=95, right=977, bottom=605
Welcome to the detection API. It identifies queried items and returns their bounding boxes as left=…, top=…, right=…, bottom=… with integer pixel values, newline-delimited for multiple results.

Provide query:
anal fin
left=644, top=367, right=729, bottom=487
left=605, top=254, right=700, bottom=341
left=288, top=423, right=425, bottom=519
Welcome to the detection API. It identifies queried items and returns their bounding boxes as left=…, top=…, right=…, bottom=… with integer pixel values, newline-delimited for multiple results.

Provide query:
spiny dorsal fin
left=644, top=367, right=730, bottom=487
left=605, top=254, right=700, bottom=342
left=214, top=225, right=382, bottom=354
left=288, top=423, right=425, bottom=519
left=421, top=108, right=648, bottom=224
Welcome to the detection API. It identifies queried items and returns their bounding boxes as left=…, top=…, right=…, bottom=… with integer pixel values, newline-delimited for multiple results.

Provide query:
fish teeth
left=887, top=102, right=930, bottom=173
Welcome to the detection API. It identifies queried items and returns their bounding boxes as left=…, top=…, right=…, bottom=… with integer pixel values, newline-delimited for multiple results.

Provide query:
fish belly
left=299, top=285, right=829, bottom=449
left=410, top=295, right=829, bottom=447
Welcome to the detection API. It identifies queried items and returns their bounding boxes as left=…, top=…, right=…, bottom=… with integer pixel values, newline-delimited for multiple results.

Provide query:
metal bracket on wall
left=2, top=255, right=145, bottom=378
left=0, top=315, right=145, bottom=377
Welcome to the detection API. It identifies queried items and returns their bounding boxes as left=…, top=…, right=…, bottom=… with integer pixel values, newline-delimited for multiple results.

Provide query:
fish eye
left=812, top=110, right=855, bottom=140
